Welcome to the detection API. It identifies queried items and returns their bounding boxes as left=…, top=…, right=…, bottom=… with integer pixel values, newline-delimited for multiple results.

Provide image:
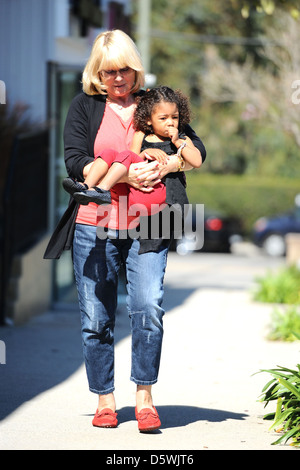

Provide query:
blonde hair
left=82, top=30, right=145, bottom=95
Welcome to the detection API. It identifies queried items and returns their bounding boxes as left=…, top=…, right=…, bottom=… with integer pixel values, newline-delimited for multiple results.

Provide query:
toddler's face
left=148, top=102, right=179, bottom=139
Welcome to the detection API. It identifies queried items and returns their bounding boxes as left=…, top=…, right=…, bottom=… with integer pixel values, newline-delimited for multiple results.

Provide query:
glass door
left=48, top=62, right=82, bottom=305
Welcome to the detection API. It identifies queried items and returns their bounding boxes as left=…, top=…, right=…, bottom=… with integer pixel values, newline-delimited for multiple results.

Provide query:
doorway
left=48, top=62, right=82, bottom=305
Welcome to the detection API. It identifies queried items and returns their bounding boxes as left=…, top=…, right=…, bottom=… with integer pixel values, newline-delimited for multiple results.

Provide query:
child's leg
left=84, top=149, right=140, bottom=190
left=98, top=162, right=128, bottom=190
left=84, top=148, right=120, bottom=188
left=84, top=158, right=109, bottom=188
left=96, top=150, right=167, bottom=213
left=63, top=150, right=116, bottom=197
left=73, top=150, right=142, bottom=206
left=98, top=151, right=142, bottom=190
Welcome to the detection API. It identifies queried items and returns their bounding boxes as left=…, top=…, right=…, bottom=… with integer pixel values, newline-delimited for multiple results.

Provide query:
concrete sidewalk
left=0, top=250, right=299, bottom=450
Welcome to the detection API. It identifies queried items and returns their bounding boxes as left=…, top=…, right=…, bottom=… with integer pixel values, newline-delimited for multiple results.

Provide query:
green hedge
left=185, top=171, right=300, bottom=235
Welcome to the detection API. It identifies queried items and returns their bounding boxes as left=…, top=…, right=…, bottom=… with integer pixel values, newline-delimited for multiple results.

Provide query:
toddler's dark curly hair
left=133, top=86, right=191, bottom=134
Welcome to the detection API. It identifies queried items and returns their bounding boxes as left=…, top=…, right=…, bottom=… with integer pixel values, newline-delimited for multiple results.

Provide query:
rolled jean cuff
left=130, top=376, right=158, bottom=386
left=89, top=386, right=115, bottom=395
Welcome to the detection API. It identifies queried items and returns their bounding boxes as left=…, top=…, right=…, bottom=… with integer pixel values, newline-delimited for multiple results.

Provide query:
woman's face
left=100, top=66, right=136, bottom=100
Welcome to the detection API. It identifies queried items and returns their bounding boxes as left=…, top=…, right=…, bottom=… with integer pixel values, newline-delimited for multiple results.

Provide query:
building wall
left=0, top=0, right=58, bottom=122
left=0, top=0, right=132, bottom=323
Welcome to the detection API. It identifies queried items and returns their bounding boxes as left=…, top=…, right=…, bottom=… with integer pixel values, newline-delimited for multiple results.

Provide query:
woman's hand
left=158, top=153, right=179, bottom=177
left=157, top=153, right=195, bottom=177
left=126, top=160, right=162, bottom=192
left=127, top=154, right=180, bottom=191
left=140, top=148, right=169, bottom=165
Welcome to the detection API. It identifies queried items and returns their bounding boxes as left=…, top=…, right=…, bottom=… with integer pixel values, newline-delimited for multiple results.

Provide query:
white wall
left=0, top=0, right=62, bottom=123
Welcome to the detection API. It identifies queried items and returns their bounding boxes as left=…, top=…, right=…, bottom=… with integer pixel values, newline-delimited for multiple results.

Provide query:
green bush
left=267, top=308, right=300, bottom=342
left=253, top=265, right=300, bottom=305
left=185, top=172, right=299, bottom=235
left=258, top=363, right=300, bottom=447
left=255, top=266, right=300, bottom=446
left=253, top=265, right=300, bottom=342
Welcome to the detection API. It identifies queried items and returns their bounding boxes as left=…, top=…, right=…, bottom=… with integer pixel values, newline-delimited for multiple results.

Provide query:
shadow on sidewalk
left=0, top=310, right=83, bottom=421
left=163, top=286, right=196, bottom=312
left=109, top=405, right=247, bottom=430
left=158, top=405, right=248, bottom=428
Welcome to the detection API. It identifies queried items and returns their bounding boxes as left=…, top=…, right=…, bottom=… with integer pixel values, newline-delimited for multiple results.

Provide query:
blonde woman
left=44, top=30, right=206, bottom=432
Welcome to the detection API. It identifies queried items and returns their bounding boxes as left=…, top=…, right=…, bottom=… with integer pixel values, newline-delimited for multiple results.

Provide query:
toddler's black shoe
left=73, top=187, right=112, bottom=205
left=62, top=177, right=87, bottom=196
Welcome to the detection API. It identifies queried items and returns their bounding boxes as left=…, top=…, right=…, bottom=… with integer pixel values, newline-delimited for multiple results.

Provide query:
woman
left=44, top=30, right=206, bottom=432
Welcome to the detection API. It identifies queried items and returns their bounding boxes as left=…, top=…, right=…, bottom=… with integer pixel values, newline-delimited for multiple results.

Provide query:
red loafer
left=92, top=408, right=118, bottom=428
left=135, top=406, right=161, bottom=432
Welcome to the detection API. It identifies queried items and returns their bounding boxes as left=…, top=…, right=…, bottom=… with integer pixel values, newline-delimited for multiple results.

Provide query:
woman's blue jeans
left=72, top=223, right=169, bottom=395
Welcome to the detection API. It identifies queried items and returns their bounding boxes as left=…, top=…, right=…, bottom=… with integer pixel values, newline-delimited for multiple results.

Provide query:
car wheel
left=262, top=233, right=286, bottom=257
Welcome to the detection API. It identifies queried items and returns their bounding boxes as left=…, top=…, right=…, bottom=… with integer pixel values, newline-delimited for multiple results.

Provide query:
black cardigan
left=44, top=92, right=206, bottom=259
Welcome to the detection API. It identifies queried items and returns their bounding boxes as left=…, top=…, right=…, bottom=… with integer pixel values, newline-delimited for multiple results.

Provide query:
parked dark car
left=170, top=205, right=242, bottom=255
left=252, top=195, right=300, bottom=257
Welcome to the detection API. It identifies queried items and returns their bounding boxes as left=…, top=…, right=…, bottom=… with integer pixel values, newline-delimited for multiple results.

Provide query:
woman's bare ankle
left=97, top=392, right=116, bottom=412
left=136, top=385, right=154, bottom=413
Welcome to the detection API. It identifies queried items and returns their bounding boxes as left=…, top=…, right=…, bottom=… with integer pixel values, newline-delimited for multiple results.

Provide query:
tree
left=233, top=0, right=300, bottom=18
left=133, top=0, right=268, bottom=95
left=132, top=1, right=300, bottom=176
left=202, top=13, right=300, bottom=148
